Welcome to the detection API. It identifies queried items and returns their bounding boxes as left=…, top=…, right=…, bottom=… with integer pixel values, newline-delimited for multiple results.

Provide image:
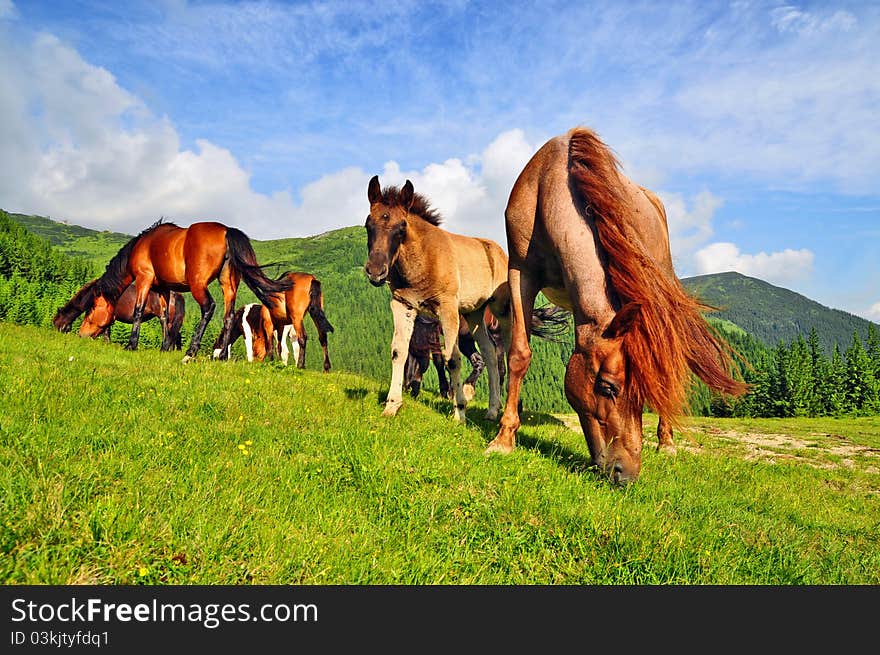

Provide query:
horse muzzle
left=364, top=263, right=388, bottom=287
left=593, top=451, right=640, bottom=485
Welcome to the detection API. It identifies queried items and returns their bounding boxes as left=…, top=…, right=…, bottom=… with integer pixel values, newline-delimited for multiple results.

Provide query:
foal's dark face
left=364, top=175, right=410, bottom=287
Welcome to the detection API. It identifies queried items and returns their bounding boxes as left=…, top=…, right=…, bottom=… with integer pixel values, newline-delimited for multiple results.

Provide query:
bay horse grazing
left=365, top=176, right=511, bottom=422
left=213, top=271, right=334, bottom=370
left=53, top=280, right=186, bottom=350
left=70, top=220, right=293, bottom=361
left=488, top=126, right=748, bottom=483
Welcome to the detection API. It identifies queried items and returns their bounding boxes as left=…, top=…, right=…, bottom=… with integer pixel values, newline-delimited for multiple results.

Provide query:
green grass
left=1, top=323, right=878, bottom=584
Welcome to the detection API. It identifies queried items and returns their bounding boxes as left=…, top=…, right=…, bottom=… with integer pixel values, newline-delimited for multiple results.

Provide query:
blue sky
left=0, top=0, right=877, bottom=321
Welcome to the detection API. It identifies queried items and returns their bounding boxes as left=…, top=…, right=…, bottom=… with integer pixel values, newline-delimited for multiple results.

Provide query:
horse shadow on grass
left=412, top=392, right=596, bottom=476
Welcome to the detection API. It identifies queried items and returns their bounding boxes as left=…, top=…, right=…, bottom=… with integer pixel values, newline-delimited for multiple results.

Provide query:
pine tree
left=807, top=327, right=831, bottom=415
left=786, top=335, right=813, bottom=416
left=843, top=331, right=876, bottom=413
left=829, top=345, right=848, bottom=415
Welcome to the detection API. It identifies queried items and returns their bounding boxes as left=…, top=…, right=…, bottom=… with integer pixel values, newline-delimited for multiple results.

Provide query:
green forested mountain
left=5, top=211, right=131, bottom=268
left=3, top=211, right=878, bottom=417
left=681, top=271, right=876, bottom=356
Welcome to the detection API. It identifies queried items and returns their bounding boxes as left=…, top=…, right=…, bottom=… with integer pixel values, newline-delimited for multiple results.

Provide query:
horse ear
left=368, top=176, right=382, bottom=204
left=604, top=302, right=641, bottom=339
left=401, top=180, right=415, bottom=210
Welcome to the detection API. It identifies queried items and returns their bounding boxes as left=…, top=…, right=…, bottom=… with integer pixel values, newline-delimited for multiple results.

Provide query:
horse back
left=447, top=232, right=509, bottom=312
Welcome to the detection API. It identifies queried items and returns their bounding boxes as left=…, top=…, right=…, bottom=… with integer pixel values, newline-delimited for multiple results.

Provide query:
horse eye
left=597, top=380, right=619, bottom=398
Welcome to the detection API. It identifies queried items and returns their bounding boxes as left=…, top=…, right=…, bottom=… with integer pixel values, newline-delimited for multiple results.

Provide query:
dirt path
left=554, top=414, right=880, bottom=474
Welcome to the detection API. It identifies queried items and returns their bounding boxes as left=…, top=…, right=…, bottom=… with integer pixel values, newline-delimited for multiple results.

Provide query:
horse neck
left=393, top=218, right=437, bottom=288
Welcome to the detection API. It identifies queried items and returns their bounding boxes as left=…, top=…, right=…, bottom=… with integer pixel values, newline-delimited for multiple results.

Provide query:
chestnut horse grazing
left=65, top=220, right=292, bottom=361
left=487, top=127, right=747, bottom=483
left=213, top=271, right=334, bottom=370
left=365, top=176, right=511, bottom=422
left=53, top=280, right=186, bottom=350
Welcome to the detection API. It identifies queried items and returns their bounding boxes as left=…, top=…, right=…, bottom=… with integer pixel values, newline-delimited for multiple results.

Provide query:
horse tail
left=567, top=126, right=748, bottom=424
left=53, top=278, right=100, bottom=332
left=307, top=278, right=335, bottom=334
left=529, top=304, right=571, bottom=342
left=224, top=227, right=294, bottom=308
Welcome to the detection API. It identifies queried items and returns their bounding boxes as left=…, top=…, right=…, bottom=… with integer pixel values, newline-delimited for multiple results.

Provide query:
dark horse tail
left=224, top=227, right=294, bottom=307
left=307, top=278, right=335, bottom=334
left=529, top=305, right=570, bottom=342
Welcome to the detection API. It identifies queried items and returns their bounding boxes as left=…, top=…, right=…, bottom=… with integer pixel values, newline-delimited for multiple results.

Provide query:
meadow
left=1, top=322, right=878, bottom=584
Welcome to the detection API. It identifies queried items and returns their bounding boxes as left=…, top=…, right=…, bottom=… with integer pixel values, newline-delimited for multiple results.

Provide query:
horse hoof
left=182, top=355, right=194, bottom=364
left=484, top=439, right=514, bottom=455
left=657, top=443, right=678, bottom=455
left=463, top=384, right=475, bottom=402
left=484, top=409, right=499, bottom=421
left=382, top=401, right=402, bottom=417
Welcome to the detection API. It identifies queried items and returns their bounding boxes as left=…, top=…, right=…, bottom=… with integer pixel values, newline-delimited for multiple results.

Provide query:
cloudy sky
left=0, top=0, right=877, bottom=320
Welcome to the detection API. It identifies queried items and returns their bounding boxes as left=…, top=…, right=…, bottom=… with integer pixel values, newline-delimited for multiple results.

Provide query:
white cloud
left=771, top=7, right=856, bottom=36
left=693, top=242, right=814, bottom=286
left=0, top=25, right=535, bottom=244
left=0, top=31, right=304, bottom=238
left=659, top=190, right=723, bottom=258
left=867, top=302, right=880, bottom=322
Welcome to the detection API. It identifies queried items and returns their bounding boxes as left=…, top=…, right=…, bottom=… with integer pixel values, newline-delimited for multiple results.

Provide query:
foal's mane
left=567, top=127, right=747, bottom=424
left=381, top=184, right=443, bottom=226
left=95, top=218, right=174, bottom=302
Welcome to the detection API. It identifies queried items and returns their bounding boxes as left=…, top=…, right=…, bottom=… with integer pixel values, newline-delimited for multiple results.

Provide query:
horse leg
left=124, top=278, right=153, bottom=351
left=459, top=330, right=484, bottom=403
left=466, top=309, right=501, bottom=421
left=433, top=351, right=450, bottom=398
left=438, top=305, right=467, bottom=424
left=486, top=268, right=538, bottom=454
left=212, top=267, right=241, bottom=361
left=317, top=326, right=331, bottom=372
left=293, top=317, right=308, bottom=369
left=657, top=416, right=677, bottom=454
left=404, top=352, right=423, bottom=398
left=280, top=324, right=293, bottom=365
left=159, top=290, right=172, bottom=352
left=383, top=299, right=416, bottom=417
left=184, top=286, right=215, bottom=362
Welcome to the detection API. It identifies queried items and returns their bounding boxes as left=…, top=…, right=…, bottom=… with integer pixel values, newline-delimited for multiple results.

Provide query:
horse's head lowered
left=78, top=293, right=115, bottom=339
left=564, top=302, right=644, bottom=484
left=364, top=175, right=412, bottom=287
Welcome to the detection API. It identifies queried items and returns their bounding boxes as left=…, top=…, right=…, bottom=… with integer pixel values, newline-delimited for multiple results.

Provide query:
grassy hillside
left=1, top=322, right=878, bottom=584
left=682, top=271, right=878, bottom=355
left=5, top=212, right=576, bottom=412
left=5, top=212, right=875, bottom=416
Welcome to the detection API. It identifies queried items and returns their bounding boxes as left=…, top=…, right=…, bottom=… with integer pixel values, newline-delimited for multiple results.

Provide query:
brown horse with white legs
left=213, top=271, right=334, bottom=371
left=487, top=127, right=748, bottom=484
left=365, top=176, right=511, bottom=423
left=63, top=219, right=292, bottom=361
